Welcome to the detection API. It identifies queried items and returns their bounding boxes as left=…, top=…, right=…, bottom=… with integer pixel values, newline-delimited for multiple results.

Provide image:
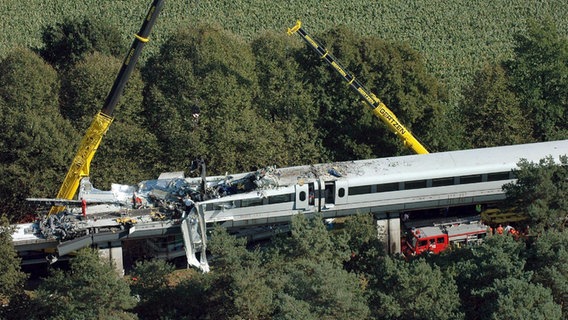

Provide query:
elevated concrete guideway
left=12, top=184, right=504, bottom=272
left=13, top=139, right=568, bottom=272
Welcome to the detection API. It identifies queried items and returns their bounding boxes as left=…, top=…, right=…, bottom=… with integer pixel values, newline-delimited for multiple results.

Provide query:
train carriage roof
left=271, top=140, right=568, bottom=186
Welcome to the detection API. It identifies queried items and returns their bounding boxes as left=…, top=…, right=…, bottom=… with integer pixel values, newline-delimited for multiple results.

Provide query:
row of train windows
left=348, top=171, right=514, bottom=196
left=205, top=171, right=514, bottom=210
left=205, top=193, right=294, bottom=211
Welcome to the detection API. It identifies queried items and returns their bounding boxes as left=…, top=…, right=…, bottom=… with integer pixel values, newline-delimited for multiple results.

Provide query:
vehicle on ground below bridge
left=401, top=216, right=489, bottom=256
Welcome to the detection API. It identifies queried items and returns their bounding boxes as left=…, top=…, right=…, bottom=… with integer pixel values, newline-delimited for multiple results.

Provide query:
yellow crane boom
left=287, top=20, right=429, bottom=155
left=49, top=0, right=164, bottom=215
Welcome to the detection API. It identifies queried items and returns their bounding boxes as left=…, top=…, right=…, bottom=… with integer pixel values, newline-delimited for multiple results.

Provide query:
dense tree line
left=3, top=1, right=568, bottom=112
left=1, top=15, right=568, bottom=320
left=461, top=18, right=568, bottom=147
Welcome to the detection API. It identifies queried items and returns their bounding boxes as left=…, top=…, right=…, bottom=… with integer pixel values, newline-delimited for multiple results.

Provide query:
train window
left=377, top=182, right=399, bottom=192
left=241, top=198, right=264, bottom=207
left=325, top=184, right=335, bottom=204
left=460, top=174, right=483, bottom=184
left=299, top=191, right=306, bottom=202
left=308, top=184, right=315, bottom=205
left=404, top=180, right=427, bottom=190
left=487, top=171, right=511, bottom=181
left=338, top=188, right=345, bottom=198
left=437, top=237, right=445, bottom=244
left=418, top=240, right=428, bottom=247
left=206, top=204, right=213, bottom=211
left=349, top=185, right=372, bottom=195
left=268, top=193, right=293, bottom=204
left=432, top=177, right=454, bottom=187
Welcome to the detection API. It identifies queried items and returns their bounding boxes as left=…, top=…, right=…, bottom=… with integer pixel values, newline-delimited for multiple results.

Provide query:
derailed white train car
left=194, top=139, right=568, bottom=229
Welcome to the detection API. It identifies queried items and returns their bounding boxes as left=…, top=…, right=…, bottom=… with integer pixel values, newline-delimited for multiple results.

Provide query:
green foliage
left=503, top=156, right=568, bottom=233
left=270, top=259, right=371, bottom=320
left=128, top=259, right=180, bottom=319
left=130, top=259, right=174, bottom=299
left=265, top=214, right=369, bottom=319
left=0, top=47, right=60, bottom=112
left=369, top=256, right=463, bottom=320
left=34, top=248, right=137, bottom=320
left=460, top=63, right=532, bottom=148
left=39, top=17, right=124, bottom=70
left=251, top=32, right=317, bottom=122
left=164, top=216, right=368, bottom=319
left=506, top=18, right=568, bottom=141
left=342, top=213, right=381, bottom=252
left=143, top=24, right=325, bottom=174
left=0, top=292, right=36, bottom=320
left=208, top=225, right=262, bottom=274
left=476, top=277, right=562, bottom=320
left=60, top=52, right=120, bottom=126
left=251, top=31, right=329, bottom=164
left=3, top=1, right=568, bottom=110
left=340, top=213, right=387, bottom=279
left=143, top=274, right=213, bottom=319
left=94, top=123, right=162, bottom=187
left=229, top=267, right=274, bottom=320
left=60, top=51, right=147, bottom=127
left=525, top=230, right=568, bottom=317
left=444, top=235, right=528, bottom=319
left=270, top=213, right=349, bottom=266
left=0, top=217, right=27, bottom=303
left=0, top=48, right=76, bottom=221
left=143, top=23, right=255, bottom=172
left=203, top=226, right=274, bottom=319
left=271, top=293, right=316, bottom=320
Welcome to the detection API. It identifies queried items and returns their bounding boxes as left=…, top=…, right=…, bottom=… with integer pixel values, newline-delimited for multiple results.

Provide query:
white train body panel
left=197, top=140, right=568, bottom=228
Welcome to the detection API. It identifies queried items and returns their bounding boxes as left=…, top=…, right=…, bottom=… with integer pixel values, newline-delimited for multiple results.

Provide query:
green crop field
left=1, top=0, right=567, bottom=104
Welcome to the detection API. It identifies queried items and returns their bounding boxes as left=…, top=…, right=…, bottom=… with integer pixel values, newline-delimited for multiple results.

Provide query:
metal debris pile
left=39, top=213, right=86, bottom=241
left=31, top=166, right=282, bottom=242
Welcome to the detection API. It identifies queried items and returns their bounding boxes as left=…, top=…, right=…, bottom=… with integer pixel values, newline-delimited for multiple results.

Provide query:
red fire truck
left=402, top=218, right=489, bottom=256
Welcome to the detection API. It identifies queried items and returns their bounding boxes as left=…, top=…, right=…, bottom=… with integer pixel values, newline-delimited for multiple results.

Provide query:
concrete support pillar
left=388, top=213, right=401, bottom=254
left=99, top=241, right=124, bottom=276
left=374, top=212, right=401, bottom=254
left=375, top=213, right=389, bottom=251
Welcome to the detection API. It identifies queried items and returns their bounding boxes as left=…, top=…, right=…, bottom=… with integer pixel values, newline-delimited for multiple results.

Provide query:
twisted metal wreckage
left=29, top=163, right=284, bottom=272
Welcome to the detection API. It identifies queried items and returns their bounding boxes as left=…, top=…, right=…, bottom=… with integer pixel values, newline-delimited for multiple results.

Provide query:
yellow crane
left=287, top=20, right=429, bottom=155
left=49, top=0, right=165, bottom=215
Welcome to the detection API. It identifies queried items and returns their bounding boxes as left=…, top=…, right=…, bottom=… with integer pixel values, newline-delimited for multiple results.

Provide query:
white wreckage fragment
left=180, top=204, right=210, bottom=272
